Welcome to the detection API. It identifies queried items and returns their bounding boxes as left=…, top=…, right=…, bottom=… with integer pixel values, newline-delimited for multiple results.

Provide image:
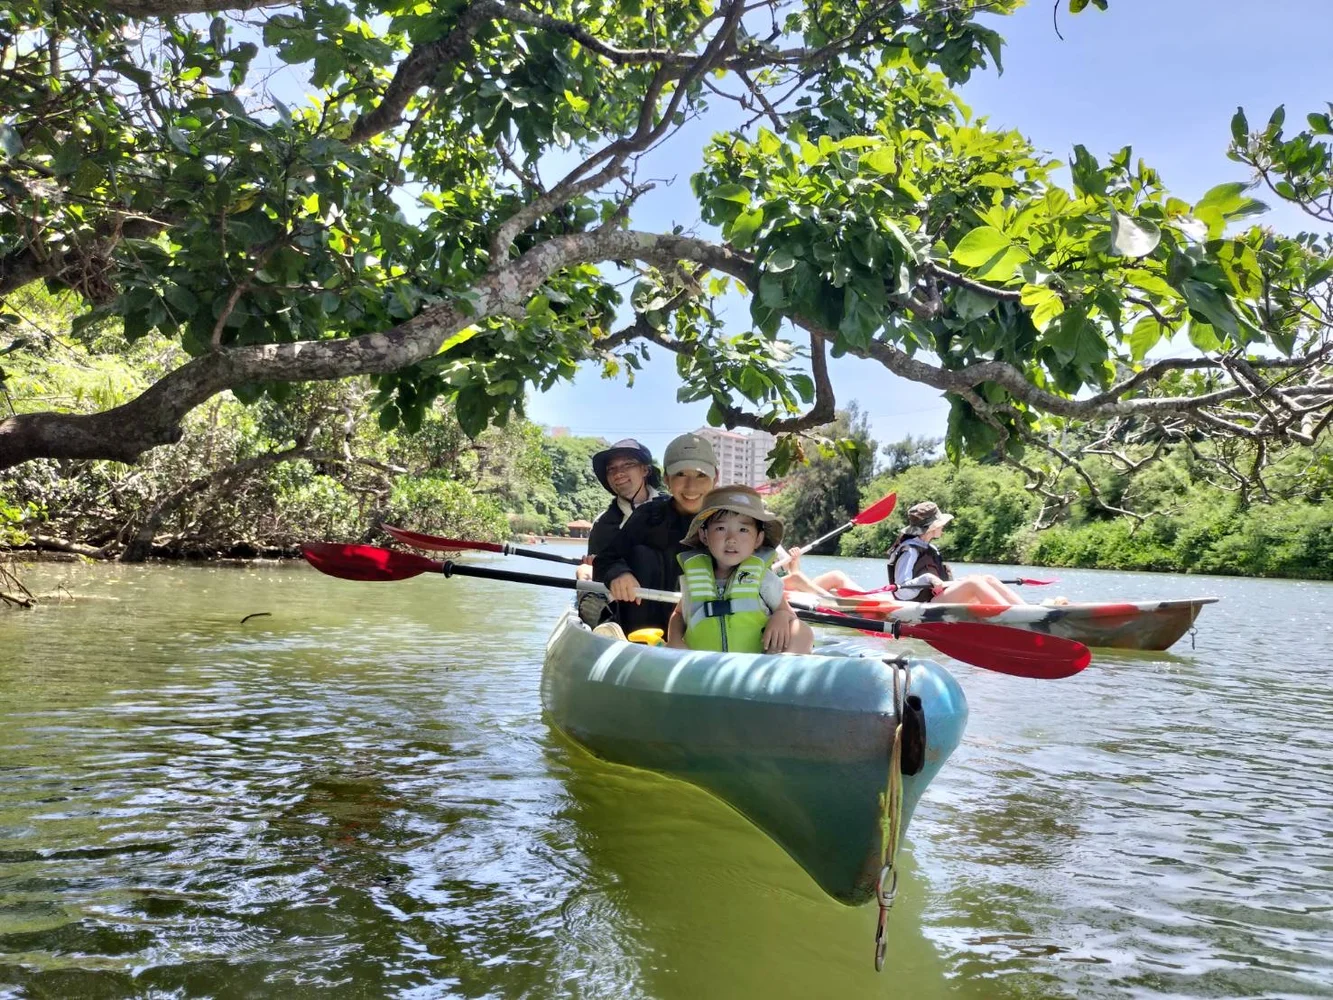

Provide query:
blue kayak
left=541, top=611, right=968, bottom=905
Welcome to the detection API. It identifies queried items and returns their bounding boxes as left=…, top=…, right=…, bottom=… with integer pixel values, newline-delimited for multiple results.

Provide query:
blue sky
left=525, top=0, right=1331, bottom=462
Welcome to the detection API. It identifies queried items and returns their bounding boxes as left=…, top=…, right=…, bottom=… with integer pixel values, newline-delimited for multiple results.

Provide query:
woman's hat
left=591, top=438, right=661, bottom=493
left=905, top=501, right=954, bottom=535
left=681, top=485, right=784, bottom=548
left=662, top=432, right=718, bottom=480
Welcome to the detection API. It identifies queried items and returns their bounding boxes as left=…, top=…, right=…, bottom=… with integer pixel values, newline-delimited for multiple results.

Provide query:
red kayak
left=820, top=594, right=1218, bottom=651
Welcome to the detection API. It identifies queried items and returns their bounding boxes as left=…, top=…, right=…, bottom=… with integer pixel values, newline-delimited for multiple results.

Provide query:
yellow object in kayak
left=627, top=627, right=665, bottom=646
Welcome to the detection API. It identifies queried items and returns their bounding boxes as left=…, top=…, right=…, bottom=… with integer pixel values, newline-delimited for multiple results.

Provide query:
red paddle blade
left=900, top=621, right=1091, bottom=679
left=851, top=492, right=898, bottom=526
left=302, top=542, right=442, bottom=581
left=1012, top=577, right=1059, bottom=586
left=383, top=525, right=500, bottom=553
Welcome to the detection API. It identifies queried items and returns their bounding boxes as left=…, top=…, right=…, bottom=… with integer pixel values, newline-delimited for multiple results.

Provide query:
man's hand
left=609, top=573, right=642, bottom=603
left=574, top=562, right=593, bottom=581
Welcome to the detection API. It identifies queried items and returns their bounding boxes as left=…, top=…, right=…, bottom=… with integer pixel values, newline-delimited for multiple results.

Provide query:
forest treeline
left=1, top=290, right=1330, bottom=577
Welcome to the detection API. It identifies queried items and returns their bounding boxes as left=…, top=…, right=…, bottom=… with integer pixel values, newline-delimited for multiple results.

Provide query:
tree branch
left=0, top=229, right=753, bottom=469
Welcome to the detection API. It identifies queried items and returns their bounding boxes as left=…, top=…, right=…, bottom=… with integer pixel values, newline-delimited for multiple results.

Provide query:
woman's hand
left=609, top=573, right=642, bottom=603
left=574, top=561, right=594, bottom=581
left=785, top=545, right=803, bottom=573
left=763, top=604, right=799, bottom=653
left=922, top=573, right=946, bottom=595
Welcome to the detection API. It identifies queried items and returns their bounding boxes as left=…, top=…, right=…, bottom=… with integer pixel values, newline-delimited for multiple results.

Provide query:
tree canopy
left=2, top=0, right=1331, bottom=515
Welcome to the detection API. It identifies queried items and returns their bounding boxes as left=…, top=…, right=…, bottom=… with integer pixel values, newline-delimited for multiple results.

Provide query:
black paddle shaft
left=440, top=560, right=586, bottom=590
left=796, top=608, right=901, bottom=636
left=497, top=543, right=584, bottom=566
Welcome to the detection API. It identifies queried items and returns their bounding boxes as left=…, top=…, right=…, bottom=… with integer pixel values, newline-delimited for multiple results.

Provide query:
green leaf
left=708, top=183, right=751, bottom=206
left=765, top=248, right=796, bottom=273
left=563, top=89, right=590, bottom=114
left=1128, top=315, right=1162, bottom=361
left=861, top=146, right=895, bottom=174
left=953, top=287, right=997, bottom=321
left=1109, top=211, right=1161, bottom=258
left=727, top=207, right=764, bottom=246
left=1231, top=107, right=1249, bottom=144
left=951, top=226, right=1011, bottom=268
left=1181, top=279, right=1239, bottom=340
left=1186, top=321, right=1221, bottom=352
left=974, top=246, right=1028, bottom=283
left=1193, top=182, right=1267, bottom=238
left=1022, top=285, right=1065, bottom=332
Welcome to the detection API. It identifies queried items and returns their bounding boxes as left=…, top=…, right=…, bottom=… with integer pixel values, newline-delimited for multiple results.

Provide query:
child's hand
left=763, top=606, right=799, bottom=653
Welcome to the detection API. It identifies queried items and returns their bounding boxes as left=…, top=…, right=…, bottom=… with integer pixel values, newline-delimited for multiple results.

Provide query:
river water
left=1, top=551, right=1330, bottom=999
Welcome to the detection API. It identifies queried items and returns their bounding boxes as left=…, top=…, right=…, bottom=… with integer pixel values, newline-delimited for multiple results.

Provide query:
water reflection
left=1, top=558, right=1332, bottom=998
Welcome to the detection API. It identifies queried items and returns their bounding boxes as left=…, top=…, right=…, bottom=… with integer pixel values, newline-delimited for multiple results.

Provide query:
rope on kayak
left=873, top=657, right=909, bottom=972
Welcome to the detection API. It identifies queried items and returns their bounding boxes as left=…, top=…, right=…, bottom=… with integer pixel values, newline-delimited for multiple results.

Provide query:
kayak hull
left=828, top=596, right=1218, bottom=651
left=540, top=611, right=968, bottom=906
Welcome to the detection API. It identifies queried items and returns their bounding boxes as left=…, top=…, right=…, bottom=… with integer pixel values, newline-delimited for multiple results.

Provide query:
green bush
left=384, top=476, right=509, bottom=541
left=841, top=462, right=1038, bottom=563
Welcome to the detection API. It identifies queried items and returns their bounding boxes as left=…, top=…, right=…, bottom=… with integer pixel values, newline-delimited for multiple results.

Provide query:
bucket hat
left=904, top=501, right=954, bottom=535
left=591, top=438, right=661, bottom=493
left=662, top=432, right=718, bottom=480
left=681, top=485, right=785, bottom=548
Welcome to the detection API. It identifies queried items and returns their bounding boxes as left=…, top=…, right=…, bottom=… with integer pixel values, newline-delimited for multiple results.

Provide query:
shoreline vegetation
left=1, top=368, right=1328, bottom=585
left=0, top=293, right=1328, bottom=584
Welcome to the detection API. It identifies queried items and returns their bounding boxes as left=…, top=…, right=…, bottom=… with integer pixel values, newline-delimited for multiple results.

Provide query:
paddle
left=795, top=608, right=1089, bottom=680
left=382, top=525, right=583, bottom=566
left=774, top=491, right=897, bottom=567
left=302, top=543, right=1091, bottom=679
left=840, top=576, right=1061, bottom=596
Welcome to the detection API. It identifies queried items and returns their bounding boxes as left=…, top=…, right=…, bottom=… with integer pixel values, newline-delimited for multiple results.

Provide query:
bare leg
left=810, top=570, right=861, bottom=593
left=785, top=620, right=815, bottom=654
left=934, top=575, right=1025, bottom=606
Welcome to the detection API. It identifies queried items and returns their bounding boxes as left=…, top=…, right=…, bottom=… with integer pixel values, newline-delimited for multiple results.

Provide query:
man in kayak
left=575, top=438, right=664, bottom=625
left=594, top=432, right=718, bottom=633
left=667, top=486, right=810, bottom=653
left=888, top=501, right=1025, bottom=605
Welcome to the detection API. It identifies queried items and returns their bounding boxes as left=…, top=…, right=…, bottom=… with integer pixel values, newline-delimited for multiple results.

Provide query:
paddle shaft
left=438, top=559, right=679, bottom=604
left=488, top=542, right=582, bottom=566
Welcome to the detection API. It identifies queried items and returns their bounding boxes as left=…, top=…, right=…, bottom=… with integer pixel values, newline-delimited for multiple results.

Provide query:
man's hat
left=662, top=432, right=718, bottom=480
left=682, top=485, right=785, bottom=548
left=591, top=438, right=661, bottom=494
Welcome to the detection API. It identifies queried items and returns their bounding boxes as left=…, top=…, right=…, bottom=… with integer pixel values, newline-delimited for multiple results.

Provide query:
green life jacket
left=677, top=548, right=776, bottom=653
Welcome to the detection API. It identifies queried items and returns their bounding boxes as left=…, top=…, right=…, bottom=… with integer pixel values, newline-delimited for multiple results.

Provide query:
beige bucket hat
left=681, top=485, right=785, bottom=548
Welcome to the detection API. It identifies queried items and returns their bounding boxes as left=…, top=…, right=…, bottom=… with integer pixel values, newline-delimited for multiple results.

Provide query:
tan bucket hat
left=681, top=485, right=785, bottom=548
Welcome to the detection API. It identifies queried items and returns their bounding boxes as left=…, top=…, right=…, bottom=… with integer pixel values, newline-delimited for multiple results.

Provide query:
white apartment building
left=694, top=427, right=777, bottom=489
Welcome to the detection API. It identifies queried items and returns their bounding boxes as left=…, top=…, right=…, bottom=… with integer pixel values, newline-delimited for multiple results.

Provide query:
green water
left=1, top=554, right=1330, bottom=999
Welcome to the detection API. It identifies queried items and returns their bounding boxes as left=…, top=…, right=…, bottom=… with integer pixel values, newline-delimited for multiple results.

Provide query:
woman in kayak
left=666, top=486, right=811, bottom=653
left=594, top=432, right=718, bottom=632
left=575, top=437, right=664, bottom=624
left=888, top=501, right=1025, bottom=605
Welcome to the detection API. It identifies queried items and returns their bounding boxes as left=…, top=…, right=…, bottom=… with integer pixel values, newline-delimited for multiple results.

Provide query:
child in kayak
left=666, top=486, right=813, bottom=654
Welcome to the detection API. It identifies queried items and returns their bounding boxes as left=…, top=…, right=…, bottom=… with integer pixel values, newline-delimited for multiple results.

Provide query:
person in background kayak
left=594, top=432, right=717, bottom=632
left=888, top=501, right=1024, bottom=605
left=666, top=486, right=811, bottom=653
left=575, top=438, right=664, bottom=625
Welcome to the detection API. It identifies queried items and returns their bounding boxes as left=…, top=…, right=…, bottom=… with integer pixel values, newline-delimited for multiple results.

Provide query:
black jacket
left=586, top=493, right=663, bottom=562
left=593, top=494, right=694, bottom=631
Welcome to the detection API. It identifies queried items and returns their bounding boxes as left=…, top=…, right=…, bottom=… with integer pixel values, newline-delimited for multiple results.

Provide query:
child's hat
left=681, top=485, right=784, bottom=547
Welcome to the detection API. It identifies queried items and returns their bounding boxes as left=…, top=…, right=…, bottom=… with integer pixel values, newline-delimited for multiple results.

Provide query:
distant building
left=694, top=427, right=777, bottom=489
left=549, top=426, right=571, bottom=438
left=566, top=519, right=594, bottom=538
